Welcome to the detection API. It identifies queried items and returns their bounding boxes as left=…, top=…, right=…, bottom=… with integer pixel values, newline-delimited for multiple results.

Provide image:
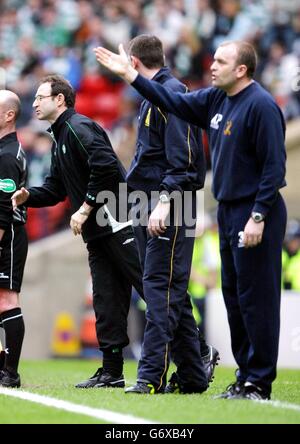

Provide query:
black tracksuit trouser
left=87, top=226, right=143, bottom=352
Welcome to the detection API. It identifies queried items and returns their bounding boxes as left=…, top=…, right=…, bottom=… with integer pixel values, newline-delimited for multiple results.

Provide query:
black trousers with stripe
left=134, top=196, right=207, bottom=390
left=87, top=226, right=143, bottom=352
left=218, top=193, right=287, bottom=395
left=0, top=224, right=28, bottom=293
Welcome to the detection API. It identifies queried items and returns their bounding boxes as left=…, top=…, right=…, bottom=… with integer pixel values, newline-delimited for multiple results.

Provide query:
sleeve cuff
left=251, top=203, right=269, bottom=218
left=159, top=184, right=183, bottom=195
left=131, top=74, right=142, bottom=89
left=85, top=193, right=97, bottom=207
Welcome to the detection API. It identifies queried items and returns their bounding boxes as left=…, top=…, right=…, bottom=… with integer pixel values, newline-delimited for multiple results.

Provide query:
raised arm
left=94, top=44, right=212, bottom=129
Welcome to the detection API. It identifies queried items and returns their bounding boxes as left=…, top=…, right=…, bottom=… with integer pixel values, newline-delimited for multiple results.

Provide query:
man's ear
left=130, top=55, right=139, bottom=69
left=236, top=64, right=248, bottom=79
left=56, top=93, right=66, bottom=107
left=5, top=109, right=15, bottom=123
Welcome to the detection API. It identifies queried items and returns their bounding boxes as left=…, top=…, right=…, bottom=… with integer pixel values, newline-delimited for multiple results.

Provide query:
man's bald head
left=0, top=90, right=21, bottom=122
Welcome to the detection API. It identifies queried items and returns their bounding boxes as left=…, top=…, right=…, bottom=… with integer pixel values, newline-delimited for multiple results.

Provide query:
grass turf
left=0, top=359, right=299, bottom=424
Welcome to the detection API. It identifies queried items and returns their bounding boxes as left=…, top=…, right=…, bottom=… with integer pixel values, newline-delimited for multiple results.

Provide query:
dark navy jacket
left=27, top=109, right=128, bottom=242
left=127, top=67, right=205, bottom=195
left=132, top=76, right=286, bottom=216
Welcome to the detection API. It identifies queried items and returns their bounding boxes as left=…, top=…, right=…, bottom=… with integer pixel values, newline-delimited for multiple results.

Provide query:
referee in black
left=0, top=90, right=27, bottom=388
left=12, top=75, right=143, bottom=389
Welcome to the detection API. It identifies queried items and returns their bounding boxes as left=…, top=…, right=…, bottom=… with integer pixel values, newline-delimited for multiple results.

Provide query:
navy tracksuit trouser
left=218, top=194, right=287, bottom=395
left=134, top=198, right=207, bottom=391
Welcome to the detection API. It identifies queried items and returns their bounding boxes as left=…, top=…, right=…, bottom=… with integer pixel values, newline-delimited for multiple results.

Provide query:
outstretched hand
left=93, top=44, right=138, bottom=83
left=11, top=187, right=29, bottom=211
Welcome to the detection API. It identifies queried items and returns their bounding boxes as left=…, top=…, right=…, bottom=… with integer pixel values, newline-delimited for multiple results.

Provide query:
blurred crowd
left=1, top=0, right=300, bottom=241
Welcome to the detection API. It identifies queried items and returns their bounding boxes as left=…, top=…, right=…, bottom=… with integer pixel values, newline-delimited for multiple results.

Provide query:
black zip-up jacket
left=27, top=108, right=128, bottom=242
left=0, top=132, right=27, bottom=230
left=127, top=67, right=205, bottom=196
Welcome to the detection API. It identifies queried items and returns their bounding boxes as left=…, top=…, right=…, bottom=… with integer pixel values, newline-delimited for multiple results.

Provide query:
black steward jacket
left=27, top=109, right=128, bottom=242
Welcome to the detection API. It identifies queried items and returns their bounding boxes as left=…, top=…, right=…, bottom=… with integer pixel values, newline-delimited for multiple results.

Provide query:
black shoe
left=165, top=372, right=207, bottom=394
left=214, top=380, right=244, bottom=399
left=235, top=382, right=270, bottom=401
left=75, top=367, right=125, bottom=388
left=165, top=372, right=181, bottom=394
left=125, top=382, right=160, bottom=394
left=0, top=369, right=21, bottom=388
left=202, top=345, right=220, bottom=383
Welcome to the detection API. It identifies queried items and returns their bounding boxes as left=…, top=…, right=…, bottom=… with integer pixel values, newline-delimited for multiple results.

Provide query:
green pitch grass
left=0, top=359, right=299, bottom=424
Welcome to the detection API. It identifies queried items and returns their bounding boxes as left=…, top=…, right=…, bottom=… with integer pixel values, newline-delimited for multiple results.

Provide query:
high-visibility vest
left=188, top=237, right=206, bottom=299
left=283, top=249, right=300, bottom=291
left=188, top=230, right=221, bottom=299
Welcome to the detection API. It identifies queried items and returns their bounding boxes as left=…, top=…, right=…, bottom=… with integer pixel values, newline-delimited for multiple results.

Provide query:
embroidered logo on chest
left=210, top=113, right=223, bottom=129
left=224, top=120, right=233, bottom=136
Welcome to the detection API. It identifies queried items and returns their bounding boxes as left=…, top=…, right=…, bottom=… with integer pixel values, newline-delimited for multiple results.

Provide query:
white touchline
left=267, top=400, right=300, bottom=413
left=242, top=398, right=300, bottom=414
left=0, top=388, right=158, bottom=424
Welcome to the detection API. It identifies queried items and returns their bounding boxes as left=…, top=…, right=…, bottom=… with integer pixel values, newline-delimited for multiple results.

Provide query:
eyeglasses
left=34, top=95, right=54, bottom=102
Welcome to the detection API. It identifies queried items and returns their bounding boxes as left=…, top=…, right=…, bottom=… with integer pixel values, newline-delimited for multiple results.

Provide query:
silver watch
left=159, top=194, right=170, bottom=204
left=251, top=212, right=264, bottom=223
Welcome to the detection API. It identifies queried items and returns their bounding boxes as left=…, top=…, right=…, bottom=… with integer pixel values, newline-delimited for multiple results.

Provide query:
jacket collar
left=0, top=131, right=18, bottom=147
left=48, top=108, right=76, bottom=139
left=152, top=66, right=172, bottom=83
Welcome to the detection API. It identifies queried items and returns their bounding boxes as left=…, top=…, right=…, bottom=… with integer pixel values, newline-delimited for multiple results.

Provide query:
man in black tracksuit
left=12, top=75, right=143, bottom=388
left=123, top=36, right=208, bottom=394
left=94, top=40, right=287, bottom=400
left=0, top=90, right=27, bottom=388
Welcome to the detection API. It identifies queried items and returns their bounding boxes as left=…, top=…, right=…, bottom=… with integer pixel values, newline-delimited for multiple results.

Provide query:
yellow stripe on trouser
left=158, top=210, right=179, bottom=391
left=187, top=125, right=191, bottom=167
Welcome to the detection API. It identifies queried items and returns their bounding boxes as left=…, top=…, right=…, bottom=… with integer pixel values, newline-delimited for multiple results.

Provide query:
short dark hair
left=128, top=35, right=165, bottom=69
left=220, top=41, right=257, bottom=78
left=40, top=75, right=76, bottom=107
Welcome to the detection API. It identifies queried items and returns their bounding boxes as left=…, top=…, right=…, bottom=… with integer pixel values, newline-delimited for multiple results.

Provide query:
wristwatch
left=79, top=206, right=90, bottom=216
left=159, top=193, right=170, bottom=204
left=251, top=212, right=264, bottom=223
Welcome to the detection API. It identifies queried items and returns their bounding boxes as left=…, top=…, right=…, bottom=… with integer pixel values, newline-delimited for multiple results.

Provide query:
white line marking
left=267, top=400, right=300, bottom=413
left=0, top=388, right=158, bottom=424
left=243, top=397, right=300, bottom=413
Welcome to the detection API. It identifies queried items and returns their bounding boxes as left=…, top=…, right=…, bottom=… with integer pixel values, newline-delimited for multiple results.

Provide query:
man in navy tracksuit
left=94, top=40, right=287, bottom=400
left=123, top=35, right=208, bottom=394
